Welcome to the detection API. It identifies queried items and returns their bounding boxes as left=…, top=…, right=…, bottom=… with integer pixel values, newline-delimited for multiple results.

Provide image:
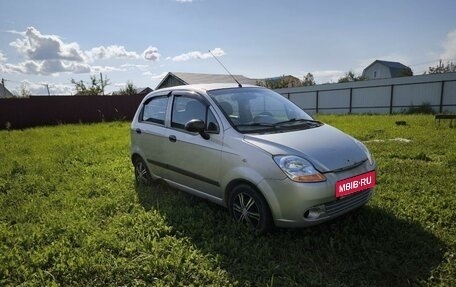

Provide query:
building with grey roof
left=362, top=60, right=413, bottom=80
left=155, top=72, right=258, bottom=90
left=112, top=87, right=152, bottom=96
left=0, top=83, right=14, bottom=98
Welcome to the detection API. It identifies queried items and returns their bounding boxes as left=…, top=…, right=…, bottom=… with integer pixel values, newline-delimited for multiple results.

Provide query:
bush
left=406, top=102, right=435, bottom=114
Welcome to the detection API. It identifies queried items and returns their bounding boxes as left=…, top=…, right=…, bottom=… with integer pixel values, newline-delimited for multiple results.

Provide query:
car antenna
left=208, top=50, right=242, bottom=87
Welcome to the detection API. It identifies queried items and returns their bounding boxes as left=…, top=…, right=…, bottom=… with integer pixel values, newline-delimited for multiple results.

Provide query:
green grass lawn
left=0, top=115, right=454, bottom=286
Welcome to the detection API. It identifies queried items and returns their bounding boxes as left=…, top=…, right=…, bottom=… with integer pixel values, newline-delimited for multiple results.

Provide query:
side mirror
left=184, top=119, right=210, bottom=140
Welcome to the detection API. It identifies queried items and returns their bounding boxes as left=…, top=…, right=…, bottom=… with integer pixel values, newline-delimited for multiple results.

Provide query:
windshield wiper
left=273, top=118, right=322, bottom=127
left=236, top=123, right=276, bottom=128
left=236, top=119, right=322, bottom=131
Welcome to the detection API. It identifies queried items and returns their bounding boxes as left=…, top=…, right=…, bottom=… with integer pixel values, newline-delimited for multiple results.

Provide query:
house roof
left=363, top=60, right=411, bottom=78
left=134, top=87, right=153, bottom=94
left=111, top=87, right=152, bottom=95
left=0, top=83, right=14, bottom=98
left=375, top=60, right=410, bottom=69
left=156, top=72, right=258, bottom=89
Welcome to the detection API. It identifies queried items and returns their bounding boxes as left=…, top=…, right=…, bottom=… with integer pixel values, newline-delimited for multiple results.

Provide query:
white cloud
left=63, top=62, right=92, bottom=74
left=0, top=61, right=40, bottom=74
left=150, top=72, right=168, bottom=80
left=171, top=47, right=225, bottom=62
left=0, top=51, right=6, bottom=62
left=143, top=46, right=160, bottom=61
left=440, top=30, right=456, bottom=61
left=47, top=83, right=74, bottom=95
left=10, top=27, right=86, bottom=62
left=12, top=80, right=73, bottom=95
left=91, top=65, right=124, bottom=73
left=113, top=82, right=127, bottom=88
left=6, top=29, right=25, bottom=36
left=4, top=27, right=147, bottom=75
left=4, top=27, right=92, bottom=75
left=176, top=0, right=193, bottom=2
left=311, top=70, right=345, bottom=84
left=3, top=27, right=162, bottom=76
left=121, top=63, right=150, bottom=71
left=0, top=60, right=91, bottom=75
left=86, top=45, right=140, bottom=61
left=0, top=62, right=27, bottom=74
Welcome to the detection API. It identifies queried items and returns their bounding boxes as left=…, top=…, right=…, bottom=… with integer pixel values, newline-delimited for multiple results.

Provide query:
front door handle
left=136, top=128, right=142, bottom=134
left=169, top=135, right=177, bottom=142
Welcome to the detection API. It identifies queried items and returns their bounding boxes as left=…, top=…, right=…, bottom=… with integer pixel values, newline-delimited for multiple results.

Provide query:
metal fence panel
left=289, top=92, right=317, bottom=114
left=318, top=89, right=350, bottom=114
left=275, top=73, right=456, bottom=114
left=393, top=82, right=441, bottom=107
left=443, top=81, right=456, bottom=105
left=352, top=86, right=390, bottom=108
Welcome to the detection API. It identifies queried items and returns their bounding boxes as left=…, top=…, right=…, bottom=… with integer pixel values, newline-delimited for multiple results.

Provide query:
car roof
left=152, top=83, right=260, bottom=94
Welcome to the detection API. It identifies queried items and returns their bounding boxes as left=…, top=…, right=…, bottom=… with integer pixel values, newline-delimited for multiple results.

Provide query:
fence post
left=316, top=90, right=319, bottom=113
left=349, top=88, right=353, bottom=114
left=389, top=85, right=394, bottom=114
left=439, top=81, right=445, bottom=113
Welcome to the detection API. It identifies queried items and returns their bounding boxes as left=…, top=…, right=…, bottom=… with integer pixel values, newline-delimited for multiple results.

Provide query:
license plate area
left=336, top=171, right=376, bottom=198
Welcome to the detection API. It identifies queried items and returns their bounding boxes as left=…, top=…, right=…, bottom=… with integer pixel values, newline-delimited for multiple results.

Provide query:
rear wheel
left=229, top=184, right=273, bottom=233
left=134, top=157, right=152, bottom=186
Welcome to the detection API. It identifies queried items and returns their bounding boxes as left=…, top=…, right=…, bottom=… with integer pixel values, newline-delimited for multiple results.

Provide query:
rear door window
left=141, top=96, right=169, bottom=125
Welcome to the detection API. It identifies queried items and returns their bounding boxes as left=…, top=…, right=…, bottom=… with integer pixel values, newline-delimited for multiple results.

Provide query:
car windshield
left=208, top=87, right=321, bottom=133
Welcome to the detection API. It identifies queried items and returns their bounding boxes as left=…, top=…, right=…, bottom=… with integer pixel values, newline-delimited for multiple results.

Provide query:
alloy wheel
left=232, top=192, right=261, bottom=228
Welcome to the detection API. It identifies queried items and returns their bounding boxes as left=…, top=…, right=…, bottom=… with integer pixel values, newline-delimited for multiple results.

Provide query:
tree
left=20, top=82, right=31, bottom=97
left=338, top=71, right=367, bottom=83
left=117, top=81, right=137, bottom=95
left=257, top=75, right=302, bottom=89
left=71, top=73, right=110, bottom=95
left=425, top=60, right=456, bottom=74
left=401, top=67, right=413, bottom=77
left=302, top=73, right=315, bottom=86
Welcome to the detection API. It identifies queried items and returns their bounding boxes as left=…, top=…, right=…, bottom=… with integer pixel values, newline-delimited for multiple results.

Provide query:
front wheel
left=229, top=184, right=273, bottom=233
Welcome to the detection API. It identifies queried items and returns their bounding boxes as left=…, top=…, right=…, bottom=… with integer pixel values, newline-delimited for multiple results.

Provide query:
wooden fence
left=0, top=95, right=144, bottom=130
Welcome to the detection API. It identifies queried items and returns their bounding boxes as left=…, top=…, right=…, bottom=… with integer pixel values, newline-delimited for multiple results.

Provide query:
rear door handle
left=169, top=135, right=177, bottom=142
left=135, top=128, right=142, bottom=134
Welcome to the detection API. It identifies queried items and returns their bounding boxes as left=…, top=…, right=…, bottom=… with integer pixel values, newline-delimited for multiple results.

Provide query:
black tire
left=229, top=184, right=273, bottom=233
left=133, top=157, right=152, bottom=186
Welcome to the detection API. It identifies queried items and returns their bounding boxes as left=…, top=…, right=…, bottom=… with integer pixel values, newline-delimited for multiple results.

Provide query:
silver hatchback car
left=131, top=83, right=376, bottom=232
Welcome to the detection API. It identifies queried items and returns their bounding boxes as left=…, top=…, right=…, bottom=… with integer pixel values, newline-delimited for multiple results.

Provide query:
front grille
left=324, top=189, right=372, bottom=216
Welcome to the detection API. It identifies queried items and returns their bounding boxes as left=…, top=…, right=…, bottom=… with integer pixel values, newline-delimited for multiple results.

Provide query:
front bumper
left=258, top=161, right=375, bottom=228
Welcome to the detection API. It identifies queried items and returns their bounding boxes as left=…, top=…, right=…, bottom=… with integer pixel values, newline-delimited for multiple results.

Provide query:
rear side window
left=141, top=96, right=169, bottom=125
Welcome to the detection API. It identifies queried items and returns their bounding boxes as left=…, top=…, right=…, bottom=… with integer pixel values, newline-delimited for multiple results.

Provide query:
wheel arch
left=224, top=179, right=271, bottom=212
left=225, top=179, right=274, bottom=232
left=131, top=152, right=143, bottom=164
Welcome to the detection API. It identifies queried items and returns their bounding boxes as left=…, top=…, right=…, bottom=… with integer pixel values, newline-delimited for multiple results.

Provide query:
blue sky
left=1, top=0, right=455, bottom=95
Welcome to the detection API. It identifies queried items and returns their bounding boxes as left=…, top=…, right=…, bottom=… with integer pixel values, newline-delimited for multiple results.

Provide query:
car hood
left=244, top=124, right=367, bottom=172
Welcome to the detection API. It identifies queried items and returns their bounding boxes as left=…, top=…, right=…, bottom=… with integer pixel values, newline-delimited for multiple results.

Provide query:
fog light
left=304, top=205, right=326, bottom=219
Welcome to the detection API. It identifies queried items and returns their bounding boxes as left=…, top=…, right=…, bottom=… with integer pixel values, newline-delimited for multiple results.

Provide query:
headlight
left=273, top=155, right=326, bottom=183
left=355, top=140, right=374, bottom=165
